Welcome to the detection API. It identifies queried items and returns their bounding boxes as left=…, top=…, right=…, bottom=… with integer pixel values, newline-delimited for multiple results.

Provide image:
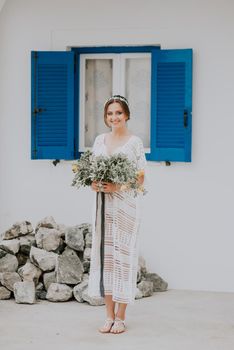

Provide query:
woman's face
left=106, top=102, right=128, bottom=129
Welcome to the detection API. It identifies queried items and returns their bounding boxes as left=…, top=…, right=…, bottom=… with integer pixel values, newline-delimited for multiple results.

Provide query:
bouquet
left=71, top=150, right=94, bottom=187
left=71, top=150, right=147, bottom=197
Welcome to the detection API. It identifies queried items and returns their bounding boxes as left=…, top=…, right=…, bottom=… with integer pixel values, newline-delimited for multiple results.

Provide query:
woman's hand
left=91, top=181, right=120, bottom=193
left=102, top=182, right=121, bottom=193
left=91, top=181, right=100, bottom=192
left=137, top=170, right=145, bottom=185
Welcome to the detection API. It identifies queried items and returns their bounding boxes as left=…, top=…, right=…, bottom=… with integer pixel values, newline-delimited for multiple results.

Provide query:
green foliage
left=71, top=150, right=147, bottom=197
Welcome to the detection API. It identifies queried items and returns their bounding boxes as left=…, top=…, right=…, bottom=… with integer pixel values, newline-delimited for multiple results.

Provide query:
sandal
left=110, top=317, right=126, bottom=334
left=98, top=318, right=115, bottom=333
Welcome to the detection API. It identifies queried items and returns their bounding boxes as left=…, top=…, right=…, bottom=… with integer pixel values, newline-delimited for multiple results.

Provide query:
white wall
left=0, top=0, right=233, bottom=292
left=0, top=0, right=5, bottom=12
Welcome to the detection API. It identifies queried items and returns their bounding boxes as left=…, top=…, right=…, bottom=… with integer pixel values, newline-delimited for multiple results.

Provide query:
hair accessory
left=104, top=95, right=129, bottom=107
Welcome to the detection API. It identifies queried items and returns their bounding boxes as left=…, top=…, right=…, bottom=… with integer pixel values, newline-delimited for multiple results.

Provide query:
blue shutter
left=31, top=51, right=75, bottom=160
left=149, top=49, right=193, bottom=162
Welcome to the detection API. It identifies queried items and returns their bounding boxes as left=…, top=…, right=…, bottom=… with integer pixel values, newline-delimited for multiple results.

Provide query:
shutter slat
left=149, top=49, right=192, bottom=162
left=31, top=51, right=75, bottom=159
left=157, top=61, right=185, bottom=149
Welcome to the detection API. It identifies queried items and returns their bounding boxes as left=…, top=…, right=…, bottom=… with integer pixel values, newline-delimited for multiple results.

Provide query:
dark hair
left=103, top=95, right=130, bottom=128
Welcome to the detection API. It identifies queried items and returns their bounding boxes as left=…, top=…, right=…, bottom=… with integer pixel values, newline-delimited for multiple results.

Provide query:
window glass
left=125, top=57, right=151, bottom=148
left=85, top=59, right=112, bottom=147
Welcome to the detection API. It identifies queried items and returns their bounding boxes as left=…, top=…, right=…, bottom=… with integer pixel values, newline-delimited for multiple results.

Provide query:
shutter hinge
left=33, top=107, right=47, bottom=116
left=52, top=159, right=60, bottom=166
left=184, top=109, right=188, bottom=128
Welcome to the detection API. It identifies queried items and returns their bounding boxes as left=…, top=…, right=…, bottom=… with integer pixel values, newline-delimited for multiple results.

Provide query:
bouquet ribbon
left=95, top=191, right=105, bottom=297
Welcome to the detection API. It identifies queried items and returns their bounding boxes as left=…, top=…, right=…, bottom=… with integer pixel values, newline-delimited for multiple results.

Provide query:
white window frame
left=79, top=52, right=151, bottom=153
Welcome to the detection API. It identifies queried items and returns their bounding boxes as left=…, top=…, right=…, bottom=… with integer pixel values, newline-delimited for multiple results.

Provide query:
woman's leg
left=98, top=295, right=116, bottom=332
left=105, top=295, right=116, bottom=319
left=115, top=302, right=127, bottom=320
left=110, top=302, right=127, bottom=333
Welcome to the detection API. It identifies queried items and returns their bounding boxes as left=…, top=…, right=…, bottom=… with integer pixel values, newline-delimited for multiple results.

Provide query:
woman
left=87, top=95, right=147, bottom=334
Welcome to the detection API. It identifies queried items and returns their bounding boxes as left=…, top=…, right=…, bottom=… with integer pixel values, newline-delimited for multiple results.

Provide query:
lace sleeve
left=135, top=138, right=147, bottom=171
left=135, top=137, right=149, bottom=193
left=91, top=134, right=103, bottom=154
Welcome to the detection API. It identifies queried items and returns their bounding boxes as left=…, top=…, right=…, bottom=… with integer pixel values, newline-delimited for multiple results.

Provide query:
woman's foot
left=98, top=318, right=115, bottom=333
left=110, top=317, right=126, bottom=334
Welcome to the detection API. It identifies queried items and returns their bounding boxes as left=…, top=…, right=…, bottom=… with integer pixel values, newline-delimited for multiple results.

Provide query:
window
left=31, top=45, right=192, bottom=162
left=79, top=52, right=151, bottom=153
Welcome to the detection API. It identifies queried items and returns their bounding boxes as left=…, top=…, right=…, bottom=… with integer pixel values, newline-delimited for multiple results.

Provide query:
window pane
left=125, top=58, right=151, bottom=148
left=85, top=59, right=112, bottom=147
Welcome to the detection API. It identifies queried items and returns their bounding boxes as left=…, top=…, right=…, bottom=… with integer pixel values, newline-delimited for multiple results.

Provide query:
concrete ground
left=1, top=289, right=234, bottom=350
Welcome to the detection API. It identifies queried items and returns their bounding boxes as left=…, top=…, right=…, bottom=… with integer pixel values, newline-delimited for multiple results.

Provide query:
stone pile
left=0, top=216, right=168, bottom=305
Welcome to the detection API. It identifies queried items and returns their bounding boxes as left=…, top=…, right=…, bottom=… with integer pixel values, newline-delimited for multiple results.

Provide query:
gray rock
left=83, top=260, right=90, bottom=273
left=43, top=271, right=56, bottom=291
left=138, top=255, right=147, bottom=275
left=13, top=281, right=36, bottom=304
left=16, top=235, right=37, bottom=267
left=82, top=291, right=105, bottom=306
left=35, top=282, right=47, bottom=300
left=56, top=223, right=66, bottom=238
left=83, top=247, right=91, bottom=260
left=82, top=273, right=89, bottom=281
left=16, top=252, right=28, bottom=267
left=30, top=246, right=58, bottom=272
left=46, top=283, right=73, bottom=302
left=2, top=221, right=33, bottom=240
left=135, top=287, right=143, bottom=299
left=77, top=250, right=84, bottom=261
left=0, top=272, right=22, bottom=291
left=35, top=227, right=62, bottom=252
left=143, top=273, right=168, bottom=292
left=137, top=255, right=146, bottom=282
left=73, top=279, right=89, bottom=302
left=52, top=240, right=66, bottom=255
left=65, top=226, right=84, bottom=252
left=0, top=249, right=18, bottom=272
left=0, top=286, right=11, bottom=299
left=35, top=281, right=43, bottom=292
left=56, top=247, right=83, bottom=284
left=137, top=280, right=154, bottom=297
left=18, top=235, right=36, bottom=255
left=79, top=223, right=92, bottom=236
left=0, top=239, right=20, bottom=254
left=18, top=261, right=42, bottom=285
left=137, top=268, right=142, bottom=283
left=35, top=216, right=58, bottom=233
left=85, top=231, right=92, bottom=248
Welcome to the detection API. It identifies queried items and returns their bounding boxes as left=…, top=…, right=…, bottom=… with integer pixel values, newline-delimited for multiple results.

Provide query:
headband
left=104, top=95, right=129, bottom=107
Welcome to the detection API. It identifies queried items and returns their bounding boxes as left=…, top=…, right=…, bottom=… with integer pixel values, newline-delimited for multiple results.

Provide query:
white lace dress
left=87, top=133, right=148, bottom=304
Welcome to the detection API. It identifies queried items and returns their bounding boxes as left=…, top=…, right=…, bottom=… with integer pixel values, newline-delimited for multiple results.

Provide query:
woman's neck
left=110, top=127, right=131, bottom=138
